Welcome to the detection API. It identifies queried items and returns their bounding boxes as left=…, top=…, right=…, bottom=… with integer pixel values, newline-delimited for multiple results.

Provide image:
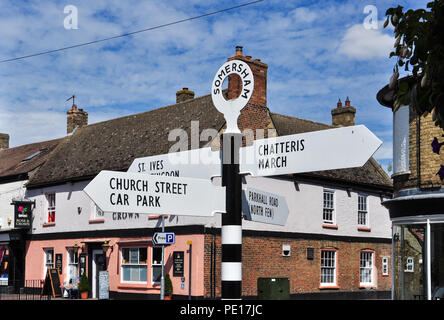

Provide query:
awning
left=0, top=233, right=10, bottom=243
left=382, top=193, right=444, bottom=219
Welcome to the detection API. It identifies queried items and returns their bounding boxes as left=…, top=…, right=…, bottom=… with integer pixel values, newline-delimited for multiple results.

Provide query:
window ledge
left=319, top=285, right=340, bottom=290
left=359, top=285, right=377, bottom=289
left=42, top=223, right=56, bottom=227
left=357, top=227, right=371, bottom=232
left=148, top=215, right=169, bottom=220
left=322, top=224, right=338, bottom=230
left=89, top=219, right=105, bottom=224
left=117, top=283, right=159, bottom=290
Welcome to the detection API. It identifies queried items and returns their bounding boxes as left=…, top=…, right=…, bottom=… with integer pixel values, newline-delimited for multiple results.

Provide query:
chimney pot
left=331, top=98, right=356, bottom=127
left=235, top=46, right=243, bottom=56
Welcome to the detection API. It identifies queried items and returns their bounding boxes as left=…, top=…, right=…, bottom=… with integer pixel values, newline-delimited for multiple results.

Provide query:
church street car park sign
left=239, top=125, right=382, bottom=177
left=83, top=170, right=225, bottom=217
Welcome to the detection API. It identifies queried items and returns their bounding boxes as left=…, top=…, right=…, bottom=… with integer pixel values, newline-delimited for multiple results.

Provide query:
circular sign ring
left=211, top=60, right=254, bottom=133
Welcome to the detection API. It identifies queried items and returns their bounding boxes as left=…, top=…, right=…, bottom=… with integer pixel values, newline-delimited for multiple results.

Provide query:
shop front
left=385, top=195, right=444, bottom=300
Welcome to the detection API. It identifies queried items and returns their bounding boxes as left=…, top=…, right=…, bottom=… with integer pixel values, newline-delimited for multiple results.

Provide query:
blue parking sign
left=153, top=232, right=175, bottom=245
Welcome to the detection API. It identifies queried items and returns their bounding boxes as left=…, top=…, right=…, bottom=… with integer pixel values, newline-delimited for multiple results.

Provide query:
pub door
left=92, top=250, right=106, bottom=299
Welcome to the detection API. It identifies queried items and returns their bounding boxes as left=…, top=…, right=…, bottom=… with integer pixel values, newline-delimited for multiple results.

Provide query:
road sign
left=153, top=232, right=175, bottom=245
left=128, top=147, right=221, bottom=180
left=211, top=60, right=254, bottom=133
left=239, top=125, right=382, bottom=177
left=242, top=187, right=289, bottom=226
left=83, top=170, right=225, bottom=216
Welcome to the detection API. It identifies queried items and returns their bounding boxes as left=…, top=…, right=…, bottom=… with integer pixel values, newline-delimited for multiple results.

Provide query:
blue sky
left=0, top=0, right=429, bottom=173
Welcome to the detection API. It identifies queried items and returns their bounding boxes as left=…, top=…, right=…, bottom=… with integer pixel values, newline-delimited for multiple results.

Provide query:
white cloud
left=337, top=21, right=394, bottom=60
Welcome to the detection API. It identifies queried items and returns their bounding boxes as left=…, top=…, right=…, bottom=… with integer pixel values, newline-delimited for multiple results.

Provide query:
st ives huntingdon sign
left=83, top=170, right=225, bottom=217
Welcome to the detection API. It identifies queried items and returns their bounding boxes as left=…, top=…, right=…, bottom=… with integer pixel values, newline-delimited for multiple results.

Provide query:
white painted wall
left=26, top=175, right=391, bottom=239
left=0, top=180, right=26, bottom=230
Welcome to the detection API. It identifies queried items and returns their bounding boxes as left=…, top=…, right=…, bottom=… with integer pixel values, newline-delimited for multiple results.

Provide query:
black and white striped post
left=221, top=132, right=243, bottom=299
left=211, top=57, right=254, bottom=300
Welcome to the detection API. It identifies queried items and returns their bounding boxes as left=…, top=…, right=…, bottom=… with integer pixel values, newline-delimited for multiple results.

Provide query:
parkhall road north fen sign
left=83, top=170, right=225, bottom=217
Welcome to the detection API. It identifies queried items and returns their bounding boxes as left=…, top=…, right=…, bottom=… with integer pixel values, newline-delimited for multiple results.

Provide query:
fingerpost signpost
left=84, top=58, right=382, bottom=301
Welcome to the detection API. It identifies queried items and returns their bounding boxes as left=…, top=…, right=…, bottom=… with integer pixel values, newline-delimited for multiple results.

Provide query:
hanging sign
left=13, top=201, right=33, bottom=229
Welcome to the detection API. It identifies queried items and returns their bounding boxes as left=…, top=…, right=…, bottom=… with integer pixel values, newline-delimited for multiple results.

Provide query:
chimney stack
left=67, top=104, right=88, bottom=134
left=0, top=133, right=9, bottom=149
left=331, top=97, right=356, bottom=127
left=227, top=46, right=268, bottom=106
left=176, top=88, right=195, bottom=103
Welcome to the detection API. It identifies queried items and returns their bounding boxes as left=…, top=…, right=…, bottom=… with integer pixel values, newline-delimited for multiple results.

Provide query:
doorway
left=92, top=250, right=106, bottom=299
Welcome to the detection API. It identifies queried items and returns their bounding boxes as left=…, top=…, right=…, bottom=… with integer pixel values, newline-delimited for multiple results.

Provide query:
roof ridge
left=84, top=92, right=214, bottom=129
left=0, top=137, right=63, bottom=154
left=270, top=111, right=332, bottom=129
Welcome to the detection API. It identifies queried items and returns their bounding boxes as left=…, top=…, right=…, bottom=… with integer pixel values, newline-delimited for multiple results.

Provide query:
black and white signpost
left=85, top=58, right=383, bottom=301
left=212, top=60, right=254, bottom=299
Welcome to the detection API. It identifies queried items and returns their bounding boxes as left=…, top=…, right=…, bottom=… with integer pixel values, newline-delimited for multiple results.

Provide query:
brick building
left=377, top=77, right=444, bottom=300
left=18, top=47, right=392, bottom=299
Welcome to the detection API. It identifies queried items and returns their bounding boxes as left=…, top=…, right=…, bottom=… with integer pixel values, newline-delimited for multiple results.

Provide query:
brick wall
left=204, top=233, right=391, bottom=298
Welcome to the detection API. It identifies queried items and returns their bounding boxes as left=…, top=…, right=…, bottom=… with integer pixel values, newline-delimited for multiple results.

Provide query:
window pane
left=122, top=248, right=129, bottom=264
left=129, top=248, right=138, bottom=264
left=152, top=265, right=161, bottom=282
left=122, top=266, right=130, bottom=281
left=139, top=248, right=147, bottom=264
left=139, top=266, right=147, bottom=282
left=152, top=247, right=162, bottom=264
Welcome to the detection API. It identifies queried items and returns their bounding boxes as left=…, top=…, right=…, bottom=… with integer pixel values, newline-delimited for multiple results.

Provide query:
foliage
left=164, top=273, right=173, bottom=297
left=384, top=1, right=444, bottom=128
left=78, top=273, right=90, bottom=292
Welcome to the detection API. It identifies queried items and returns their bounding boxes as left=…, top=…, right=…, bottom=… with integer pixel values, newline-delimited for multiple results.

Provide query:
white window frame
left=382, top=257, right=389, bottom=276
left=46, top=192, right=56, bottom=223
left=360, top=250, right=374, bottom=286
left=67, top=248, right=79, bottom=285
left=358, top=194, right=369, bottom=227
left=151, top=247, right=162, bottom=285
left=323, top=190, right=335, bottom=225
left=120, top=247, right=148, bottom=284
left=405, top=257, right=414, bottom=272
left=43, top=248, right=54, bottom=279
left=320, top=249, right=337, bottom=286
